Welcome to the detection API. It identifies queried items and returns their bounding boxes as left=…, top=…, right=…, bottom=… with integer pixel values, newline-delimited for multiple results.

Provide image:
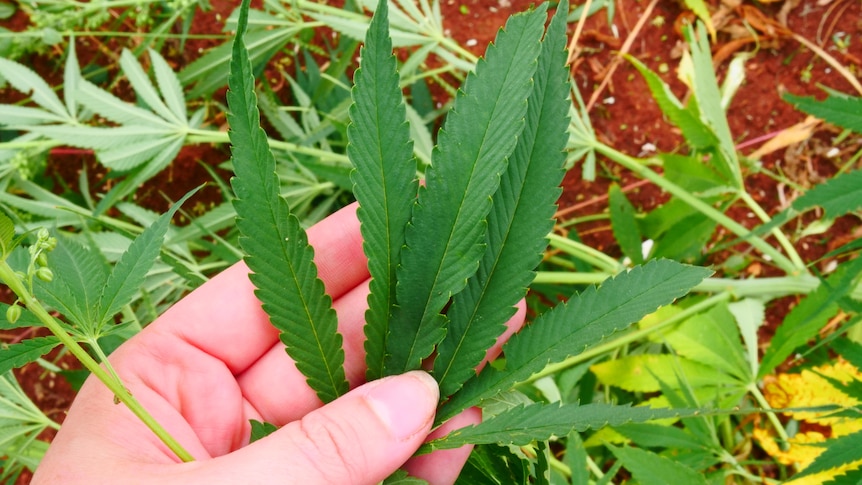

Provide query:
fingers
left=150, top=203, right=367, bottom=375
left=180, top=372, right=439, bottom=485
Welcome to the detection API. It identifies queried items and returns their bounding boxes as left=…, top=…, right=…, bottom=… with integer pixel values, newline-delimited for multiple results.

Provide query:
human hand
left=33, top=203, right=525, bottom=484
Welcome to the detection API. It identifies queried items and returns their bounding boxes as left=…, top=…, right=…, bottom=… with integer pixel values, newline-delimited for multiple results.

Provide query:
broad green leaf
left=347, top=0, right=418, bottom=380
left=96, top=190, right=197, bottom=330
left=626, top=56, right=717, bottom=151
left=663, top=302, right=750, bottom=382
left=427, top=402, right=694, bottom=451
left=608, top=184, right=643, bottom=265
left=614, top=423, right=708, bottom=451
left=790, top=430, right=862, bottom=481
left=565, top=432, right=589, bottom=485
left=0, top=337, right=60, bottom=376
left=834, top=338, right=862, bottom=370
left=609, top=444, right=708, bottom=485
left=759, top=256, right=862, bottom=378
left=791, top=169, right=862, bottom=220
left=385, top=4, right=547, bottom=374
left=439, top=260, right=712, bottom=422
left=23, top=124, right=175, bottom=151
left=823, top=467, right=862, bottom=485
left=591, top=354, right=740, bottom=392
left=661, top=154, right=727, bottom=194
left=0, top=57, right=69, bottom=120
left=119, top=49, right=178, bottom=124
left=784, top=89, right=862, bottom=134
left=650, top=211, right=716, bottom=264
left=433, top=0, right=569, bottom=397
left=148, top=48, right=187, bottom=122
left=228, top=0, right=348, bottom=403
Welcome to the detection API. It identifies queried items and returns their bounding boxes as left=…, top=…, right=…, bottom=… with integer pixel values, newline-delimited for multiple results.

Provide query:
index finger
left=149, top=203, right=367, bottom=374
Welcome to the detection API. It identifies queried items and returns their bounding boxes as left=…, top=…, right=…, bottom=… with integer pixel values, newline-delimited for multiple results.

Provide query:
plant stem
left=185, top=130, right=350, bottom=164
left=523, top=292, right=732, bottom=384
left=0, top=261, right=195, bottom=462
left=534, top=271, right=862, bottom=300
left=592, top=142, right=802, bottom=275
left=547, top=233, right=622, bottom=274
left=747, top=382, right=791, bottom=446
left=737, top=191, right=807, bottom=271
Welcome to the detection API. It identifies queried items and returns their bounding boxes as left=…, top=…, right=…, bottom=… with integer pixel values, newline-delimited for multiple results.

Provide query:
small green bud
left=36, top=228, right=50, bottom=241
left=6, top=304, right=21, bottom=324
left=36, top=267, right=53, bottom=282
left=44, top=236, right=57, bottom=252
left=36, top=252, right=48, bottom=267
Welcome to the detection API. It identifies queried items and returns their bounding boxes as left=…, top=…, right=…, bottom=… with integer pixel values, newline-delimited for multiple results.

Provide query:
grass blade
left=348, top=0, right=418, bottom=380
left=385, top=3, right=547, bottom=374
left=228, top=0, right=348, bottom=403
left=439, top=260, right=712, bottom=422
left=433, top=1, right=570, bottom=397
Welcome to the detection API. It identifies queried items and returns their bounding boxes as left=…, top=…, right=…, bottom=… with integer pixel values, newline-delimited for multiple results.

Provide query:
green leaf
left=439, top=260, right=712, bottom=422
left=591, top=354, right=740, bottom=392
left=0, top=57, right=69, bottom=120
left=148, top=48, right=187, bottom=122
left=228, top=0, right=348, bottom=403
left=383, top=469, right=429, bottom=484
left=99, top=134, right=184, bottom=171
left=434, top=0, right=570, bottom=397
left=823, top=466, right=862, bottom=485
left=0, top=211, right=14, bottom=257
left=564, top=432, right=589, bottom=485
left=34, top=237, right=107, bottom=330
left=608, top=444, right=708, bottom=485
left=759, top=256, right=862, bottom=378
left=0, top=2, right=15, bottom=19
left=64, top=39, right=81, bottom=118
left=75, top=79, right=171, bottom=127
left=96, top=190, right=197, bottom=330
left=681, top=23, right=741, bottom=187
left=792, top=169, right=862, bottom=220
left=119, top=49, right=178, bottom=124
left=348, top=0, right=418, bottom=381
left=456, top=444, right=529, bottom=485
left=614, top=423, right=708, bottom=451
left=784, top=89, right=862, bottom=134
left=608, top=184, right=643, bottom=265
left=834, top=338, right=862, bottom=371
left=728, top=298, right=765, bottom=379
left=0, top=337, right=60, bottom=376
left=791, top=430, right=862, bottom=481
left=385, top=3, right=547, bottom=374
left=663, top=302, right=750, bottom=382
left=626, top=56, right=717, bottom=151
left=0, top=106, right=67, bottom=125
left=248, top=419, right=278, bottom=443
left=0, top=303, right=41, bottom=330
left=428, top=402, right=694, bottom=451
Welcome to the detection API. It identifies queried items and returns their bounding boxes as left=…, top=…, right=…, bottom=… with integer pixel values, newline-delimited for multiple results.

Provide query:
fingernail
left=366, top=371, right=439, bottom=442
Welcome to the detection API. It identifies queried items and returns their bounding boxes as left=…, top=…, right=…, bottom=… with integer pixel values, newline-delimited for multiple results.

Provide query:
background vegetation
left=2, top=0, right=862, bottom=483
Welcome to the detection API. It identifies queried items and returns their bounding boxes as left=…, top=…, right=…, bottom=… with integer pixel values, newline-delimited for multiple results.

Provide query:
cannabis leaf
left=439, top=260, right=712, bottom=422
left=348, top=0, right=418, bottom=381
left=433, top=0, right=570, bottom=398
left=228, top=0, right=348, bottom=403
left=384, top=3, right=547, bottom=374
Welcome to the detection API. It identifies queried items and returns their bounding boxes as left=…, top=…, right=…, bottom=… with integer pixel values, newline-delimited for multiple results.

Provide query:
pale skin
left=33, top=203, right=526, bottom=484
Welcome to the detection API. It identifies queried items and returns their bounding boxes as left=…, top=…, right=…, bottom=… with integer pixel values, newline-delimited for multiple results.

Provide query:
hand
left=33, top=203, right=525, bottom=484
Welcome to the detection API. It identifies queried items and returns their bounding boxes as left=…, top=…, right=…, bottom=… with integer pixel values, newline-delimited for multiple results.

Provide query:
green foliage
left=227, top=0, right=348, bottom=403
left=609, top=444, right=708, bottom=485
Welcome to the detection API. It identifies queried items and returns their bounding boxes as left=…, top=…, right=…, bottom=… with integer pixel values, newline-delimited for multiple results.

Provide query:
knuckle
left=293, top=410, right=367, bottom=483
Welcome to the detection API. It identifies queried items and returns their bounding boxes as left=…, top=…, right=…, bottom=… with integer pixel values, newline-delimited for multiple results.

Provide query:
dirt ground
left=2, top=0, right=862, bottom=481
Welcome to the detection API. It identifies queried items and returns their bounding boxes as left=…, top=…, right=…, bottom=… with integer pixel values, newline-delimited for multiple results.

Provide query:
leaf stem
left=591, top=142, right=802, bottom=275
left=0, top=261, right=195, bottom=462
left=547, top=233, right=622, bottom=274
left=737, top=191, right=807, bottom=271
left=747, top=382, right=791, bottom=447
left=522, top=292, right=732, bottom=384
left=185, top=129, right=349, bottom=164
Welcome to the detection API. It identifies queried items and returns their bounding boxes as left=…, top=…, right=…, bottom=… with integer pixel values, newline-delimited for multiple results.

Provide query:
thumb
left=188, top=371, right=439, bottom=484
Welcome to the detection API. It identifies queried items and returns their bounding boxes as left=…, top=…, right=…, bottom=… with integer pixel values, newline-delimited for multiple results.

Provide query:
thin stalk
left=747, top=382, right=791, bottom=447
left=522, top=293, right=732, bottom=384
left=593, top=142, right=802, bottom=275
left=547, top=233, right=622, bottom=274
left=0, top=261, right=195, bottom=462
left=738, top=191, right=806, bottom=270
left=533, top=272, right=860, bottom=300
left=185, top=130, right=350, bottom=164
